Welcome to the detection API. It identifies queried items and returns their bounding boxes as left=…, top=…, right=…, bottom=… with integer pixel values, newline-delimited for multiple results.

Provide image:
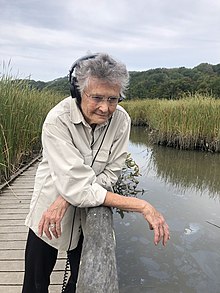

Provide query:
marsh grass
left=0, top=73, right=63, bottom=183
left=1, top=71, right=220, bottom=184
left=122, top=94, right=220, bottom=152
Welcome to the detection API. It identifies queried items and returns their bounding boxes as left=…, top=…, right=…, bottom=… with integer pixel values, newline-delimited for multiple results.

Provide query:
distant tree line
left=24, top=77, right=70, bottom=97
left=128, top=63, right=220, bottom=99
left=25, top=62, right=220, bottom=100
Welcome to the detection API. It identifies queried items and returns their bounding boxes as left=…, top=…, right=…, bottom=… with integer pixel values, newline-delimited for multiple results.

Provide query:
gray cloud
left=1, top=0, right=220, bottom=81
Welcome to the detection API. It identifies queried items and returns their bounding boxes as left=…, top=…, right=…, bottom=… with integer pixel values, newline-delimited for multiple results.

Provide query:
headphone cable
left=61, top=117, right=112, bottom=292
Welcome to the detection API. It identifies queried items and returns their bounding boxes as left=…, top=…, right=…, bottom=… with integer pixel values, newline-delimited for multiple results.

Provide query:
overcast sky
left=1, top=0, right=220, bottom=81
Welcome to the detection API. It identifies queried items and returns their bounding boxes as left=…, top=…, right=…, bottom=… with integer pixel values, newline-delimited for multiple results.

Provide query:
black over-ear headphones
left=69, top=53, right=98, bottom=103
left=68, top=53, right=124, bottom=103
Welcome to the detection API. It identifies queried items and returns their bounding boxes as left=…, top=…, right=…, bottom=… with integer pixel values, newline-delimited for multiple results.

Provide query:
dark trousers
left=22, top=229, right=83, bottom=293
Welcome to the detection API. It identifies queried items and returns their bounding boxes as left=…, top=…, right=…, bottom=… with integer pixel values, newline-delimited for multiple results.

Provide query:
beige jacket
left=25, top=96, right=131, bottom=251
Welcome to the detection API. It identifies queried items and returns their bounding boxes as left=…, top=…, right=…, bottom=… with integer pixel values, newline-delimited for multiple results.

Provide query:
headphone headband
left=69, top=54, right=98, bottom=103
left=68, top=53, right=98, bottom=84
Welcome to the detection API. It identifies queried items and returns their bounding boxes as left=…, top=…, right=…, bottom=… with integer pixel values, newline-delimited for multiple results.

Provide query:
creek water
left=114, top=126, right=220, bottom=293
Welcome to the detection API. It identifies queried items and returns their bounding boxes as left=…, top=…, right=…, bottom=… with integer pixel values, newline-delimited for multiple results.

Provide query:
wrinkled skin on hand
left=142, top=202, right=170, bottom=246
left=38, top=195, right=70, bottom=240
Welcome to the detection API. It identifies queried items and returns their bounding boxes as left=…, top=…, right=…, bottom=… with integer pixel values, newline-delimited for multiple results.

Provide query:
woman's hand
left=38, top=195, right=70, bottom=240
left=103, top=191, right=170, bottom=246
left=142, top=202, right=170, bottom=246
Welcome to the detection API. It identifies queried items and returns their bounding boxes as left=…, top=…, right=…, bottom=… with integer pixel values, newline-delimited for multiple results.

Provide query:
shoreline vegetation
left=0, top=75, right=220, bottom=185
left=121, top=95, right=220, bottom=153
left=0, top=75, right=63, bottom=185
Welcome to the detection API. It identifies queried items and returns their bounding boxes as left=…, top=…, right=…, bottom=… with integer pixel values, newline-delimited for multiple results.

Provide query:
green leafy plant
left=113, top=153, right=144, bottom=218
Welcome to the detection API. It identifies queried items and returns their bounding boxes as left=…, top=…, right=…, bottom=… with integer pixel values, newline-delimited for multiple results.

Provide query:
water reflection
left=115, top=126, right=220, bottom=293
left=129, top=126, right=220, bottom=199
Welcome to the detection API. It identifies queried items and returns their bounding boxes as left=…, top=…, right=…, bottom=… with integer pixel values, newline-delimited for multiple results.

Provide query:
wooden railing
left=76, top=206, right=119, bottom=293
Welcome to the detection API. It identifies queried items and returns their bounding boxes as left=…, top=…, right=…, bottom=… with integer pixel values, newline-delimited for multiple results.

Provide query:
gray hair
left=75, top=53, right=129, bottom=97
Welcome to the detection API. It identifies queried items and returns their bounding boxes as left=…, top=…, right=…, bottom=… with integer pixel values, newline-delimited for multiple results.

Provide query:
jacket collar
left=70, top=97, right=84, bottom=124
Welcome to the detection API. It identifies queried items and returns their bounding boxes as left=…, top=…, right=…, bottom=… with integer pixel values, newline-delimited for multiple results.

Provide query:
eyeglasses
left=83, top=91, right=119, bottom=106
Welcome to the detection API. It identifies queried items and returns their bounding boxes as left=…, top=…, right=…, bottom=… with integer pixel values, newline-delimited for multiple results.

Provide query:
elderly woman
left=22, top=53, right=170, bottom=293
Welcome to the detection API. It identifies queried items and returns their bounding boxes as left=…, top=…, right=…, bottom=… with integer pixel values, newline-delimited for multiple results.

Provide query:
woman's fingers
left=143, top=204, right=170, bottom=246
left=38, top=196, right=70, bottom=240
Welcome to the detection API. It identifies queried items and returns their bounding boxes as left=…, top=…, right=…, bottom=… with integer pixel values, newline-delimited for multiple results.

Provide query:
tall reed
left=0, top=74, right=63, bottom=183
left=122, top=94, right=220, bottom=152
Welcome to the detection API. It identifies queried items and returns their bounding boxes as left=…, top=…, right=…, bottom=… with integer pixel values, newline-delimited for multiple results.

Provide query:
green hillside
left=25, top=62, right=220, bottom=100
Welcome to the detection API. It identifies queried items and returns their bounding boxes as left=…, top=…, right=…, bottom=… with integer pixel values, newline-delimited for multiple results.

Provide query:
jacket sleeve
left=41, top=119, right=107, bottom=208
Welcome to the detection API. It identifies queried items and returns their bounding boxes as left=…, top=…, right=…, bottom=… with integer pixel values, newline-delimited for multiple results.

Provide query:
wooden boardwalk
left=0, top=163, right=67, bottom=293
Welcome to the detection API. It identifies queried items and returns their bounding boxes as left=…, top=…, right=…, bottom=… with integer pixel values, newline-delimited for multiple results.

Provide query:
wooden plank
left=0, top=204, right=30, bottom=209
left=0, top=233, right=27, bottom=241
left=0, top=249, right=66, bottom=261
left=0, top=209, right=29, bottom=214
left=0, top=225, right=28, bottom=233
left=0, top=214, right=26, bottom=220
left=0, top=250, right=25, bottom=260
left=4, top=182, right=34, bottom=186
left=0, top=155, right=41, bottom=191
left=0, top=285, right=63, bottom=293
left=1, top=188, right=33, bottom=191
left=0, top=270, right=64, bottom=285
left=0, top=260, right=25, bottom=272
left=0, top=286, right=22, bottom=293
left=0, top=198, right=30, bottom=202
left=0, top=258, right=67, bottom=272
left=0, top=241, right=26, bottom=250
left=0, top=195, right=32, bottom=199
left=1, top=190, right=33, bottom=194
left=0, top=219, right=26, bottom=225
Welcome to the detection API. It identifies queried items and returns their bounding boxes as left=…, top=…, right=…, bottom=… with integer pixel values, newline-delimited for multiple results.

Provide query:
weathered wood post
left=76, top=206, right=119, bottom=293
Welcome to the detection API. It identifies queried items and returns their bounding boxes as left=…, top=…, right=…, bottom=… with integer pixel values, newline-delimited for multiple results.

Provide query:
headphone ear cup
left=69, top=53, right=98, bottom=102
left=70, top=76, right=81, bottom=102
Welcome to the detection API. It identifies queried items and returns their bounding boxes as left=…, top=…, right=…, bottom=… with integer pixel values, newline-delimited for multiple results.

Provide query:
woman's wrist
left=141, top=201, right=154, bottom=217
